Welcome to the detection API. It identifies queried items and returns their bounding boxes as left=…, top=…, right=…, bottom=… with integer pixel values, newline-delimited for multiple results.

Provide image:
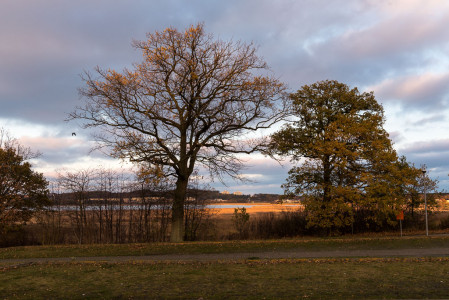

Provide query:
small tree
left=233, top=207, right=250, bottom=239
left=0, top=129, right=50, bottom=239
left=70, top=24, right=288, bottom=241
left=396, top=159, right=439, bottom=219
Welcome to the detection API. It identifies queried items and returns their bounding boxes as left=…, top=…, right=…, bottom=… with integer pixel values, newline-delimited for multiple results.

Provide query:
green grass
left=2, top=236, right=449, bottom=299
left=1, top=258, right=449, bottom=299
left=1, top=235, right=449, bottom=259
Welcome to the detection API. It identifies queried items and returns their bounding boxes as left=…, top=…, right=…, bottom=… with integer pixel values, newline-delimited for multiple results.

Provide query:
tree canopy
left=270, top=80, right=413, bottom=233
left=71, top=24, right=288, bottom=241
left=0, top=129, right=50, bottom=231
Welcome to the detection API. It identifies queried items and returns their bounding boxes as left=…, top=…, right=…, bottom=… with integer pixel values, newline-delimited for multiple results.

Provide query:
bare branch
left=70, top=24, right=288, bottom=241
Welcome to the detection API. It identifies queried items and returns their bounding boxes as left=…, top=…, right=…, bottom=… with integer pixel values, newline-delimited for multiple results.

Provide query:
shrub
left=439, top=215, right=449, bottom=230
left=249, top=210, right=307, bottom=239
left=233, top=207, right=250, bottom=239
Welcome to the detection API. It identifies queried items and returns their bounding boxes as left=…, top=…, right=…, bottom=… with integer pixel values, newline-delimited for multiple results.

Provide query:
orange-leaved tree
left=70, top=24, right=288, bottom=242
left=270, top=80, right=412, bottom=234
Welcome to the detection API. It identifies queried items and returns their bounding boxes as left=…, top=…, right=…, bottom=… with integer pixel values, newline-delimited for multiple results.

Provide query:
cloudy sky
left=1, top=0, right=449, bottom=194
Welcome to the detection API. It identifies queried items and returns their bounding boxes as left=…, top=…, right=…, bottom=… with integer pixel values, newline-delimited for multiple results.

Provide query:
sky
left=1, top=0, right=449, bottom=194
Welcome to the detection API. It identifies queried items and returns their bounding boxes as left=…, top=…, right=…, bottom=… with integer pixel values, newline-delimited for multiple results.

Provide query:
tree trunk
left=170, top=177, right=188, bottom=242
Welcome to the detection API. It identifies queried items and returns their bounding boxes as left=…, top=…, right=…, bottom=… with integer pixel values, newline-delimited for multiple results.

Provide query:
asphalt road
left=2, top=247, right=449, bottom=266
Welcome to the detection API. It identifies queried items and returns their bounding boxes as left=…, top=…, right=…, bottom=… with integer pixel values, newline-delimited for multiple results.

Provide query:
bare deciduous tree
left=70, top=24, right=288, bottom=241
left=57, top=169, right=95, bottom=243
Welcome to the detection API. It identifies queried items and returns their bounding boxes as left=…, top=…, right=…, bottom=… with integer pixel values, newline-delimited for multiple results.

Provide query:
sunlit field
left=211, top=202, right=303, bottom=215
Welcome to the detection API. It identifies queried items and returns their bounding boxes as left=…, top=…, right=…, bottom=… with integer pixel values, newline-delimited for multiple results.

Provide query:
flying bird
left=72, top=132, right=76, bottom=136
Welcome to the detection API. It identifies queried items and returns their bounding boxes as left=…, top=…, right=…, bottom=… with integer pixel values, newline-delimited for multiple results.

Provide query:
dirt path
left=2, top=247, right=449, bottom=266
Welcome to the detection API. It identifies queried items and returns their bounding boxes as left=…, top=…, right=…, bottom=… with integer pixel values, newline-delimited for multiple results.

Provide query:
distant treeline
left=50, top=189, right=284, bottom=205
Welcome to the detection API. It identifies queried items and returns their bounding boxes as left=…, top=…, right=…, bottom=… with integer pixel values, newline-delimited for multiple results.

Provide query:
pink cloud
left=368, top=72, right=449, bottom=105
left=18, top=135, right=89, bottom=152
left=387, top=131, right=404, bottom=144
left=307, top=1, right=449, bottom=63
left=375, top=0, right=449, bottom=16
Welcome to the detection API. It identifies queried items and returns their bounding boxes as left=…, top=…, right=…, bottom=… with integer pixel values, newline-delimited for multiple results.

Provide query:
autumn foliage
left=270, top=80, right=431, bottom=234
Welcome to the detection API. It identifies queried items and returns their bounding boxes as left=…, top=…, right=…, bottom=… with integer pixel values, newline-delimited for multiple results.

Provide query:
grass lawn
left=1, top=235, right=449, bottom=259
left=2, top=236, right=449, bottom=299
left=1, top=257, right=449, bottom=299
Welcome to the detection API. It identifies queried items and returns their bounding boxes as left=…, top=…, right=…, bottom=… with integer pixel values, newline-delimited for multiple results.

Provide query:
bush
left=249, top=210, right=307, bottom=239
left=349, top=209, right=397, bottom=234
left=233, top=207, right=250, bottom=239
left=439, top=215, right=449, bottom=230
left=0, top=225, right=31, bottom=247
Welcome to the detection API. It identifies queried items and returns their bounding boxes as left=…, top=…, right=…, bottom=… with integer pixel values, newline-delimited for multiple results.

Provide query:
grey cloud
left=411, top=114, right=447, bottom=126
left=205, top=156, right=293, bottom=194
left=0, top=0, right=229, bottom=124
left=397, top=139, right=449, bottom=189
left=403, top=152, right=449, bottom=169
left=400, top=150, right=449, bottom=189
left=399, top=139, right=449, bottom=155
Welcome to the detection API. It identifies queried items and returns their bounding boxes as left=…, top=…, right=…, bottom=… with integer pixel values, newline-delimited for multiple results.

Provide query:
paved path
left=2, top=247, right=449, bottom=265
